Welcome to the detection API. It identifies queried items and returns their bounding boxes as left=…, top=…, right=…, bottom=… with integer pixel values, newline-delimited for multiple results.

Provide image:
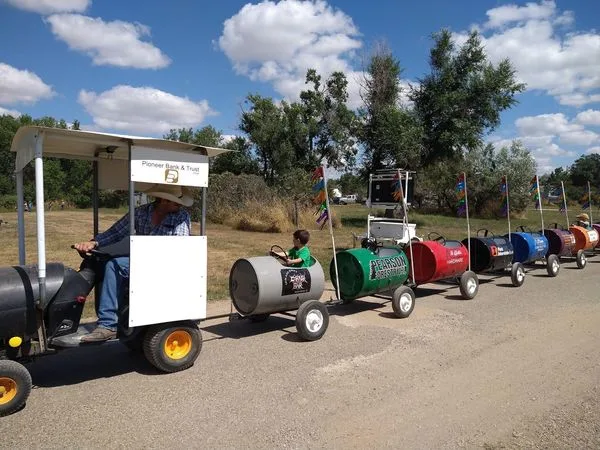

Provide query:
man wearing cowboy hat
left=74, top=184, right=193, bottom=342
left=574, top=213, right=591, bottom=229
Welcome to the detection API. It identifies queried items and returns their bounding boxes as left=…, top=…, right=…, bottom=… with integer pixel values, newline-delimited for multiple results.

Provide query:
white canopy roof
left=11, top=126, right=231, bottom=172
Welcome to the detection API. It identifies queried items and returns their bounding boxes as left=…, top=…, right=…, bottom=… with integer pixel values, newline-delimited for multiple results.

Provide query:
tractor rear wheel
left=0, top=360, right=32, bottom=417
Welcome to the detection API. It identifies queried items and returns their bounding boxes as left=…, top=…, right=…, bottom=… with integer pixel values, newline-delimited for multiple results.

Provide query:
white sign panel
left=129, top=235, right=207, bottom=326
left=131, top=146, right=209, bottom=187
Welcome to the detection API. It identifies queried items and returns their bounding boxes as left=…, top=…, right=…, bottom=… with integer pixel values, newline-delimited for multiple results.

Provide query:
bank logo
left=165, top=169, right=179, bottom=183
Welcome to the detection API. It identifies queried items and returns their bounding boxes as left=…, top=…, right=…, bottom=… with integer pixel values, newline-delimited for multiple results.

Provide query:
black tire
left=510, top=263, right=525, bottom=287
left=459, top=271, right=479, bottom=299
left=118, top=303, right=146, bottom=351
left=295, top=300, right=329, bottom=341
left=576, top=250, right=587, bottom=269
left=143, top=321, right=202, bottom=373
left=249, top=314, right=270, bottom=323
left=546, top=254, right=560, bottom=277
left=0, top=360, right=32, bottom=417
left=391, top=286, right=415, bottom=318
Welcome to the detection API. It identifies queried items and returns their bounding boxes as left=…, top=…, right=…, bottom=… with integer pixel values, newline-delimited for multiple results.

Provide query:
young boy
left=273, top=229, right=311, bottom=267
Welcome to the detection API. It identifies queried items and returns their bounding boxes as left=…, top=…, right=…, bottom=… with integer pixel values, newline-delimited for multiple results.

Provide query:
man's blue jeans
left=97, top=256, right=130, bottom=331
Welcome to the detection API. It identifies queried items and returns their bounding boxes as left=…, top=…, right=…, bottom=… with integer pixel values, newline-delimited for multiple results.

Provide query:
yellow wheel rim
left=0, top=377, right=17, bottom=405
left=164, top=330, right=192, bottom=360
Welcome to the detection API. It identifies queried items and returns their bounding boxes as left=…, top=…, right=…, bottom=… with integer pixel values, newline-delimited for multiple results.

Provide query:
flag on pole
left=500, top=176, right=508, bottom=217
left=529, top=176, right=541, bottom=209
left=391, top=171, right=405, bottom=204
left=455, top=173, right=466, bottom=217
left=311, top=167, right=329, bottom=229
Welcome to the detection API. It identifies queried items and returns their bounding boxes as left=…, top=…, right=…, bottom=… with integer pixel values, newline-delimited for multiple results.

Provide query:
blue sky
left=0, top=0, right=599, bottom=174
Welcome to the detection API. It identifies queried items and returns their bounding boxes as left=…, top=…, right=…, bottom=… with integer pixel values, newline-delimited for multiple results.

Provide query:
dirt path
left=1, top=258, right=599, bottom=449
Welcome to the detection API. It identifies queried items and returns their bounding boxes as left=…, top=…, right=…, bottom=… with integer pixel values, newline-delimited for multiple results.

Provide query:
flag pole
left=536, top=175, right=545, bottom=233
left=321, top=167, right=341, bottom=301
left=588, top=181, right=593, bottom=225
left=464, top=172, right=471, bottom=272
left=398, top=170, right=415, bottom=285
left=504, top=175, right=511, bottom=243
left=561, top=181, right=569, bottom=227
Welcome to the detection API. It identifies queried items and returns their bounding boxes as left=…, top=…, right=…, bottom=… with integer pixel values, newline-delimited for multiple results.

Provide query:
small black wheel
left=143, top=321, right=202, bottom=373
left=510, top=263, right=525, bottom=287
left=295, top=300, right=329, bottom=341
left=0, top=360, right=32, bottom=417
left=459, top=271, right=479, bottom=299
left=249, top=314, right=270, bottom=323
left=391, top=286, right=415, bottom=318
left=576, top=250, right=587, bottom=269
left=546, top=254, right=560, bottom=277
left=118, top=302, right=146, bottom=351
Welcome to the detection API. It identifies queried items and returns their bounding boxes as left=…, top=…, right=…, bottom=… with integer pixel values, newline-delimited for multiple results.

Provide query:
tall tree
left=358, top=43, right=422, bottom=174
left=240, top=94, right=293, bottom=184
left=300, top=69, right=357, bottom=169
left=410, top=30, right=525, bottom=165
left=570, top=154, right=600, bottom=187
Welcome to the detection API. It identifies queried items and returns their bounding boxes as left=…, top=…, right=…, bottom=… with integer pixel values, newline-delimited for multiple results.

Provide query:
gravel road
left=2, top=258, right=599, bottom=449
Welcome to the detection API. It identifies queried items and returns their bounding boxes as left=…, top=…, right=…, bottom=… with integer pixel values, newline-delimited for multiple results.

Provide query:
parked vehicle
left=339, top=194, right=358, bottom=205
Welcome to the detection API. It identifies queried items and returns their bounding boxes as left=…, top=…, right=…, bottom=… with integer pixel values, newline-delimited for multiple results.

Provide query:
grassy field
left=0, top=204, right=582, bottom=316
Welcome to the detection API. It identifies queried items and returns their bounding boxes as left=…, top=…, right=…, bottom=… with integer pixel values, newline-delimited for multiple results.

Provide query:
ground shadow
left=326, top=298, right=387, bottom=316
left=26, top=343, right=157, bottom=388
left=201, top=315, right=295, bottom=341
left=444, top=294, right=473, bottom=301
left=496, top=283, right=519, bottom=288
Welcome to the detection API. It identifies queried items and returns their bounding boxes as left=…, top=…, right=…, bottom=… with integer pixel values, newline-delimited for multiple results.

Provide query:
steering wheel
left=361, top=237, right=380, bottom=252
left=516, top=225, right=531, bottom=233
left=269, top=245, right=288, bottom=263
left=427, top=231, right=446, bottom=244
left=476, top=228, right=494, bottom=237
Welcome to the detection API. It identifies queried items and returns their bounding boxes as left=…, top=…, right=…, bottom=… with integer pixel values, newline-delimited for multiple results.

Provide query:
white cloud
left=516, top=113, right=582, bottom=136
left=455, top=1, right=600, bottom=107
left=575, top=109, right=600, bottom=126
left=78, top=85, right=216, bottom=135
left=45, top=14, right=170, bottom=69
left=484, top=0, right=556, bottom=29
left=0, top=62, right=54, bottom=104
left=0, top=106, right=21, bottom=117
left=218, top=0, right=362, bottom=106
left=559, top=129, right=599, bottom=146
left=586, top=146, right=600, bottom=154
left=4, top=0, right=89, bottom=14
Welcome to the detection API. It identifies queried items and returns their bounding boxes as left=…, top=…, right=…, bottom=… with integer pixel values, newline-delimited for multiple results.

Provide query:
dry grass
left=0, top=205, right=591, bottom=319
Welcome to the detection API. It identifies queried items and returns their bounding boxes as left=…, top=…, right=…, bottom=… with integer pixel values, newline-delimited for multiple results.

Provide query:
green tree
left=239, top=94, right=293, bottom=184
left=410, top=30, right=525, bottom=165
left=212, top=136, right=260, bottom=175
left=300, top=69, right=358, bottom=169
left=358, top=44, right=422, bottom=175
left=570, top=154, right=600, bottom=187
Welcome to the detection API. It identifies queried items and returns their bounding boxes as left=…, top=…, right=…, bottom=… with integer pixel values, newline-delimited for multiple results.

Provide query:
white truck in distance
left=339, top=194, right=358, bottom=205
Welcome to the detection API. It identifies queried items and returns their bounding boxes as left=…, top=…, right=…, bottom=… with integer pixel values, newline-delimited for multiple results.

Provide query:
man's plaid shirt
left=95, top=202, right=191, bottom=247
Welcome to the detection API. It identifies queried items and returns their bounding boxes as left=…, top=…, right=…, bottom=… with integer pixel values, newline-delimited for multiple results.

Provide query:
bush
left=194, top=172, right=341, bottom=232
left=0, top=194, right=17, bottom=211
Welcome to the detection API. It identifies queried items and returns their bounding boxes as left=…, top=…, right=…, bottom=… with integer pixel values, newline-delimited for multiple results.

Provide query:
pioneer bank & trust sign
left=131, top=147, right=209, bottom=187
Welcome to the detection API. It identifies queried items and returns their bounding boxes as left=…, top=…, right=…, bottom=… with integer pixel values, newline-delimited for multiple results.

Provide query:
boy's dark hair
left=293, top=229, right=310, bottom=245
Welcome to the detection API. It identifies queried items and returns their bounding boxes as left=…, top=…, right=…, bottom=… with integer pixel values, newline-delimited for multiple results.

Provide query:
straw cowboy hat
left=576, top=213, right=589, bottom=222
left=144, top=184, right=194, bottom=207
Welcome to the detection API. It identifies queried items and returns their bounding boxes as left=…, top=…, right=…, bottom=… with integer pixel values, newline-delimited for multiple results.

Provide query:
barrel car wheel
left=459, top=271, right=479, bottom=300
left=295, top=300, right=329, bottom=341
left=391, top=286, right=415, bottom=318
left=546, top=254, right=560, bottom=277
left=249, top=314, right=270, bottom=323
left=576, top=250, right=587, bottom=269
left=143, top=321, right=202, bottom=373
left=0, top=360, right=32, bottom=417
left=510, top=263, right=525, bottom=287
left=118, top=303, right=146, bottom=351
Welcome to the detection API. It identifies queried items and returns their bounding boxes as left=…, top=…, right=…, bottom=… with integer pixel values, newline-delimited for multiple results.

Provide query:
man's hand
left=74, top=241, right=98, bottom=253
